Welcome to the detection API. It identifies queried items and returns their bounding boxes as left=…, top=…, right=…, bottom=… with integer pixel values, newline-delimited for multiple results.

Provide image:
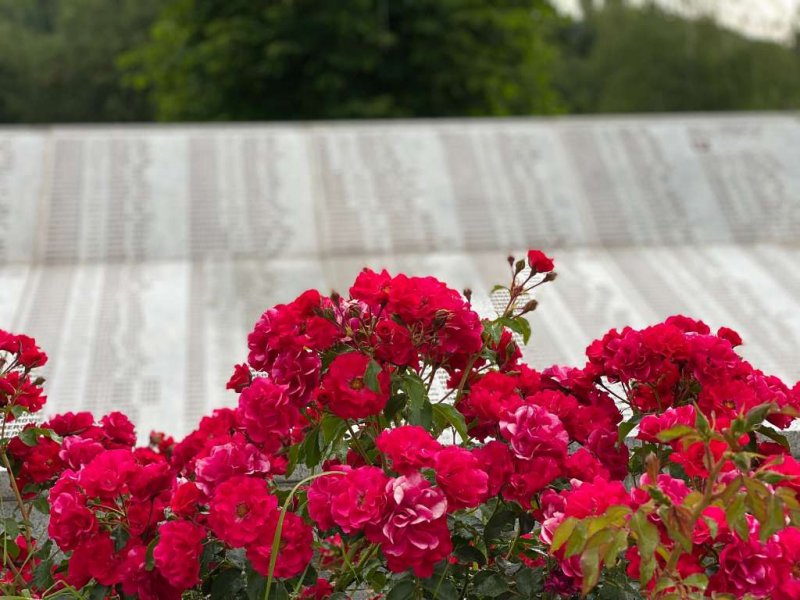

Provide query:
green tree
left=122, top=0, right=563, bottom=121
left=0, top=0, right=164, bottom=123
left=556, top=0, right=800, bottom=113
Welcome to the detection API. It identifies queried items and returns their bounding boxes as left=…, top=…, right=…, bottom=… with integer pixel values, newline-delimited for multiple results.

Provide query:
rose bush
left=0, top=251, right=798, bottom=599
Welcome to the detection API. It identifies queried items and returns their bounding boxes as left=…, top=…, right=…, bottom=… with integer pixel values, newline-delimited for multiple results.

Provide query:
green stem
left=264, top=470, right=347, bottom=600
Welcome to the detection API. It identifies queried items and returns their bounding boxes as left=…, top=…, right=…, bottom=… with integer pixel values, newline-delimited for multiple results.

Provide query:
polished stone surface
left=1, top=115, right=799, bottom=439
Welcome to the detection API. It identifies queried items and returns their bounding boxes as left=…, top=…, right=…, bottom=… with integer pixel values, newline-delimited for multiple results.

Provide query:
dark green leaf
left=32, top=496, right=49, bottom=515
left=514, top=567, right=543, bottom=599
left=744, top=403, right=775, bottom=431
left=386, top=580, right=416, bottom=600
left=472, top=571, right=509, bottom=597
left=211, top=568, right=244, bottom=599
left=421, top=573, right=459, bottom=600
left=32, top=556, right=54, bottom=590
left=88, top=586, right=111, bottom=600
left=756, top=425, right=791, bottom=449
left=2, top=517, right=19, bottom=538
left=246, top=564, right=266, bottom=600
left=484, top=508, right=517, bottom=545
left=364, top=360, right=382, bottom=393
left=302, top=426, right=322, bottom=468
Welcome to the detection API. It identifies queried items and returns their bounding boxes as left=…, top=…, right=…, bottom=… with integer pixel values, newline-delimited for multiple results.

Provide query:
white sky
left=553, top=0, right=800, bottom=43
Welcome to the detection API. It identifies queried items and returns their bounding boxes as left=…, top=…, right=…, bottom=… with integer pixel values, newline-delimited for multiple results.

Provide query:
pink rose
left=368, top=473, right=452, bottom=578
left=500, top=404, right=568, bottom=461
left=330, top=466, right=389, bottom=534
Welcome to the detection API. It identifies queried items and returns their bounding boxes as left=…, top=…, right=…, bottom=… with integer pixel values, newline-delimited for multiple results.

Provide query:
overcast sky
left=553, top=0, right=800, bottom=42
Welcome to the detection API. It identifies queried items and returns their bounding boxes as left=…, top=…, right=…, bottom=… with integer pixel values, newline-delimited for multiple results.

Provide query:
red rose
left=154, top=520, right=206, bottom=590
left=374, top=319, right=418, bottom=367
left=100, top=412, right=137, bottom=449
left=208, top=475, right=278, bottom=547
left=319, top=353, right=390, bottom=420
left=301, top=578, right=335, bottom=599
left=376, top=425, right=442, bottom=475
left=473, top=440, right=514, bottom=496
left=48, top=491, right=98, bottom=551
left=226, top=363, right=253, bottom=392
left=171, top=481, right=202, bottom=518
left=128, top=460, right=174, bottom=500
left=330, top=466, right=389, bottom=534
left=308, top=469, right=349, bottom=530
left=59, top=435, right=104, bottom=470
left=434, top=446, right=489, bottom=511
left=563, top=478, right=630, bottom=519
left=237, top=377, right=303, bottom=452
left=247, top=511, right=313, bottom=579
left=526, top=250, right=554, bottom=273
left=78, top=449, right=136, bottom=500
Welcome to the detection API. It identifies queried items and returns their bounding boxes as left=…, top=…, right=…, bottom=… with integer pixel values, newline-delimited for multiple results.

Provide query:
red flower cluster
left=3, top=251, right=800, bottom=600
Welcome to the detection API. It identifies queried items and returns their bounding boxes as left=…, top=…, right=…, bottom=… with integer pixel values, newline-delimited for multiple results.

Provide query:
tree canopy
left=0, top=0, right=799, bottom=123
left=120, top=0, right=562, bottom=121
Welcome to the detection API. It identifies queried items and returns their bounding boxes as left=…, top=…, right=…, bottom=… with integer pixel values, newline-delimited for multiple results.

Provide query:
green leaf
left=432, top=403, right=468, bottom=443
left=630, top=510, right=659, bottom=585
left=453, top=543, right=487, bottom=566
left=386, top=580, right=416, bottom=600
left=756, top=425, right=791, bottom=449
left=32, top=556, right=54, bottom=590
left=364, top=359, right=382, bottom=393
left=246, top=564, right=266, bottom=600
left=88, top=586, right=110, bottom=600
left=565, top=521, right=589, bottom=557
left=421, top=573, right=459, bottom=600
left=618, top=415, right=642, bottom=443
left=320, top=414, right=345, bottom=445
left=383, top=393, right=407, bottom=420
left=2, top=517, right=20, bottom=538
left=500, top=316, right=532, bottom=344
left=403, top=373, right=432, bottom=428
left=514, top=566, right=543, bottom=599
left=694, top=407, right=711, bottom=437
left=580, top=546, right=602, bottom=597
left=484, top=508, right=517, bottom=545
left=760, top=494, right=785, bottom=542
left=725, top=494, right=748, bottom=541
left=32, top=496, right=50, bottom=515
left=472, top=572, right=509, bottom=597
left=211, top=569, right=244, bottom=599
left=701, top=514, right=719, bottom=540
left=682, top=573, right=709, bottom=591
left=302, top=426, right=322, bottom=468
left=744, top=403, right=775, bottom=431
left=656, top=425, right=695, bottom=442
left=18, top=427, right=39, bottom=447
left=550, top=516, right=579, bottom=553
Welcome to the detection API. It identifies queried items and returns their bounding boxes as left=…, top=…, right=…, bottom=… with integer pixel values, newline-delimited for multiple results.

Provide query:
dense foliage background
left=1, top=0, right=799, bottom=123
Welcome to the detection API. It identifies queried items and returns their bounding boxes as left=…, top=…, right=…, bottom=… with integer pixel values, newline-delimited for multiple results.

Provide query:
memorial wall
left=1, top=114, right=799, bottom=437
